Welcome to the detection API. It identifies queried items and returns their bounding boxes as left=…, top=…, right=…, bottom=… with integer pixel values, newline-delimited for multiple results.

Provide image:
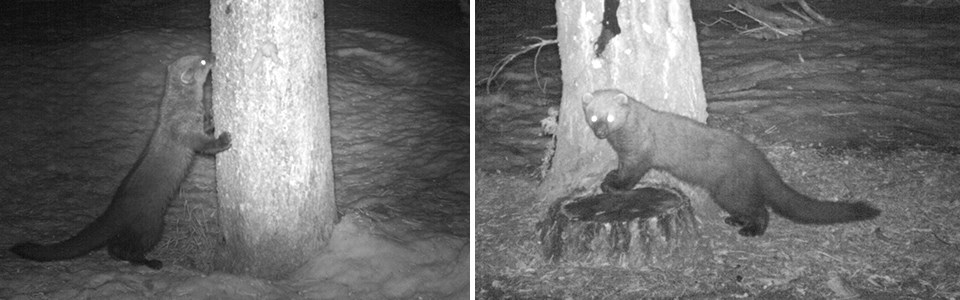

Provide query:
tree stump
left=538, top=183, right=709, bottom=268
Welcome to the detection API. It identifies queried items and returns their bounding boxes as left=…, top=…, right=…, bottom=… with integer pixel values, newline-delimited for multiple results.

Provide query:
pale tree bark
left=210, top=0, right=337, bottom=278
left=537, top=0, right=712, bottom=267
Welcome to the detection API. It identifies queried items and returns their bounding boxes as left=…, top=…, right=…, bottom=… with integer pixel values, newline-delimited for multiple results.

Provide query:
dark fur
left=10, top=55, right=230, bottom=269
left=581, top=89, right=880, bottom=236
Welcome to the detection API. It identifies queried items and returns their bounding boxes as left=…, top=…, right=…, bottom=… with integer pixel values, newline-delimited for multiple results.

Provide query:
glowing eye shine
left=606, top=115, right=615, bottom=123
left=590, top=115, right=598, bottom=123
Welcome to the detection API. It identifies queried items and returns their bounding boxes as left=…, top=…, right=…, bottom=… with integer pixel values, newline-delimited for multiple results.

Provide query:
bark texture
left=210, top=0, right=337, bottom=278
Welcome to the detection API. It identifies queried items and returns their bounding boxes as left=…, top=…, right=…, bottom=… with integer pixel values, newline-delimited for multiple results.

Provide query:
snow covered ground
left=0, top=0, right=468, bottom=298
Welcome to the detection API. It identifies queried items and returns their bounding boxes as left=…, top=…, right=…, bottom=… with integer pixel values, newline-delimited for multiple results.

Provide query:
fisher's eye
left=200, top=59, right=208, bottom=66
left=590, top=115, right=598, bottom=123
left=606, top=115, right=615, bottom=123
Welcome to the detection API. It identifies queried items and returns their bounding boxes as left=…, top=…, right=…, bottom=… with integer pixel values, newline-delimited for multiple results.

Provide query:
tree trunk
left=537, top=0, right=712, bottom=267
left=210, top=0, right=337, bottom=278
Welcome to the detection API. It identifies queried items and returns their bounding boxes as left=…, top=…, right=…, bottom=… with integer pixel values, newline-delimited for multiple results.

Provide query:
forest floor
left=476, top=0, right=960, bottom=299
left=0, top=0, right=468, bottom=299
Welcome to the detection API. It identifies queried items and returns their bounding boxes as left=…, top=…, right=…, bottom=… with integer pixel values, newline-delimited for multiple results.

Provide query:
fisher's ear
left=613, top=93, right=629, bottom=106
left=581, top=92, right=594, bottom=105
left=180, top=69, right=194, bottom=84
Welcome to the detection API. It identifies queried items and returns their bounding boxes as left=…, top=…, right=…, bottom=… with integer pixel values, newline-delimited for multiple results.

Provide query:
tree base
left=537, top=183, right=709, bottom=268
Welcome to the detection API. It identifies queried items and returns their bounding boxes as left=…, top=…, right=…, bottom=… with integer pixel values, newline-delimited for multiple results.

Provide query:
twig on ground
left=822, top=111, right=859, bottom=117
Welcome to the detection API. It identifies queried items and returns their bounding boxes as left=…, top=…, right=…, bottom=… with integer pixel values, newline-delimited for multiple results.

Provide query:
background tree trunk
left=537, top=0, right=712, bottom=266
left=210, top=0, right=337, bottom=278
